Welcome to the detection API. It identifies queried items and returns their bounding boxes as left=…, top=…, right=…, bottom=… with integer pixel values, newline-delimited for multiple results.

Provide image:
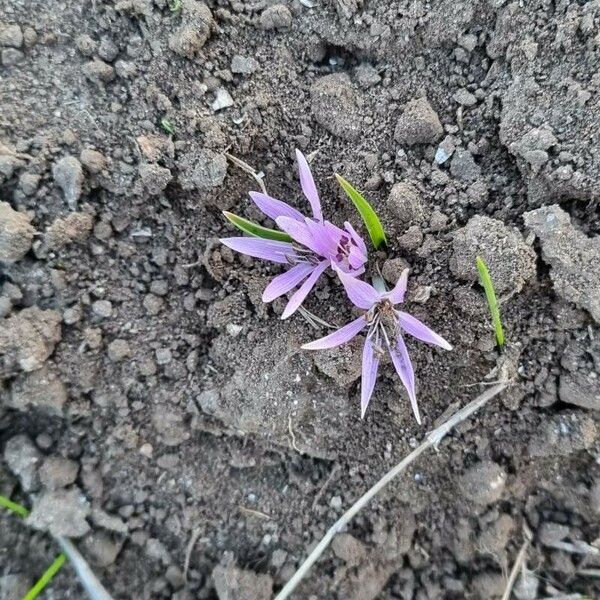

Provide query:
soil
left=1, top=0, right=599, bottom=599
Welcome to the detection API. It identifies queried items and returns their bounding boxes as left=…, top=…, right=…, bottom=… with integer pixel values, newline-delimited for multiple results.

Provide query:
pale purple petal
left=360, top=336, right=380, bottom=418
left=397, top=311, right=452, bottom=350
left=385, top=269, right=409, bottom=305
left=303, top=218, right=335, bottom=256
left=344, top=221, right=368, bottom=258
left=347, top=245, right=366, bottom=270
left=220, top=237, right=296, bottom=264
left=301, top=315, right=367, bottom=350
left=296, top=149, right=323, bottom=221
left=262, top=263, right=314, bottom=303
left=275, top=216, right=322, bottom=255
left=249, top=191, right=304, bottom=222
left=335, top=266, right=380, bottom=310
left=388, top=335, right=421, bottom=425
left=281, top=260, right=329, bottom=319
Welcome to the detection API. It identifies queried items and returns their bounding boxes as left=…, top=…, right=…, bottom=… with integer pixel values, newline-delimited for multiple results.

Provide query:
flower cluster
left=220, top=150, right=451, bottom=423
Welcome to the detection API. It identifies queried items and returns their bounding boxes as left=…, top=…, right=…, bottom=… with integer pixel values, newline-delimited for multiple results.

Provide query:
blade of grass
left=223, top=211, right=293, bottom=242
left=335, top=174, right=387, bottom=249
left=23, top=554, right=67, bottom=600
left=0, top=494, right=30, bottom=518
left=476, top=256, right=505, bottom=348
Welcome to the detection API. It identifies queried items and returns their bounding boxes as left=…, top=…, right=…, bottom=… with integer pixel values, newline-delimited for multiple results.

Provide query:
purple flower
left=302, top=267, right=452, bottom=423
left=221, top=150, right=368, bottom=319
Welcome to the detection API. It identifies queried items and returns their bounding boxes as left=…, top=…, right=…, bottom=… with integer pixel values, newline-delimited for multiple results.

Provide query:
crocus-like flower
left=221, top=150, right=368, bottom=319
left=302, top=267, right=452, bottom=423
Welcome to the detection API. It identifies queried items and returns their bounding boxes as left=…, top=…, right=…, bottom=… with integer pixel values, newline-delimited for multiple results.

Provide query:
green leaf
left=168, top=0, right=182, bottom=12
left=0, top=494, right=29, bottom=518
left=160, top=117, right=175, bottom=135
left=223, top=212, right=293, bottom=243
left=335, top=174, right=387, bottom=249
left=476, top=256, right=505, bottom=348
left=23, top=554, right=67, bottom=600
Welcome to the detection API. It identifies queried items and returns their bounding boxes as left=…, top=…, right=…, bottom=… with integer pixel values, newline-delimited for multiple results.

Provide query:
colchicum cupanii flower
left=220, top=150, right=368, bottom=319
left=302, top=267, right=452, bottom=423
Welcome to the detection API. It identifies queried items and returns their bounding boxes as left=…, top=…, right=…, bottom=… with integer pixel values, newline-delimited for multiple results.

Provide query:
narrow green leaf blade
left=335, top=174, right=387, bottom=249
left=223, top=212, right=293, bottom=243
left=0, top=494, right=29, bottom=518
left=476, top=256, right=505, bottom=348
left=23, top=554, right=67, bottom=600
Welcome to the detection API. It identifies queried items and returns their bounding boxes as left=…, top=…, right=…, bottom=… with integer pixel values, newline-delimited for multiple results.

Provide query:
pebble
left=75, top=34, right=97, bottom=56
left=212, top=88, right=234, bottom=111
left=146, top=538, right=172, bottom=565
left=92, top=299, right=113, bottom=318
left=329, top=495, right=343, bottom=509
left=83, top=58, right=115, bottom=84
left=387, top=182, right=426, bottom=225
left=453, top=88, right=477, bottom=107
left=459, top=461, right=506, bottom=506
left=394, top=97, right=443, bottom=146
left=434, top=135, right=455, bottom=164
left=450, top=148, right=480, bottom=181
left=139, top=163, right=173, bottom=195
left=155, top=348, right=172, bottom=365
left=1, top=48, right=24, bottom=66
left=98, top=37, right=119, bottom=62
left=27, top=487, right=91, bottom=538
left=538, top=522, right=569, bottom=547
left=80, top=148, right=107, bottom=174
left=82, top=532, right=122, bottom=567
left=0, top=296, right=11, bottom=318
left=231, top=55, right=258, bottom=75
left=143, top=294, right=164, bottom=315
left=259, top=4, right=292, bottom=29
left=0, top=201, right=35, bottom=263
left=107, top=339, right=131, bottom=361
left=3, top=434, right=42, bottom=492
left=18, top=172, right=40, bottom=196
left=10, top=367, right=67, bottom=416
left=39, top=456, right=79, bottom=489
left=52, top=156, right=84, bottom=209
left=0, top=24, right=23, bottom=48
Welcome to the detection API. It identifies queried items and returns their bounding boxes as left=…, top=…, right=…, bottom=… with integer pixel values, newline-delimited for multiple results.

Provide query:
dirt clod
left=39, top=456, right=79, bottom=490
left=394, top=97, right=443, bottom=147
left=459, top=461, right=506, bottom=506
left=0, top=202, right=34, bottom=263
left=212, top=559, right=273, bottom=600
left=3, top=434, right=42, bottom=492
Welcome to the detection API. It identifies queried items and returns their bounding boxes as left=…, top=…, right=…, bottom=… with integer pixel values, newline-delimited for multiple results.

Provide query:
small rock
left=0, top=296, right=11, bottom=318
left=450, top=148, right=480, bottom=181
left=524, top=205, right=600, bottom=323
left=381, top=257, right=410, bottom=285
left=332, top=533, right=367, bottom=567
left=397, top=225, right=423, bottom=251
left=3, top=434, right=42, bottom=492
left=450, top=215, right=536, bottom=295
left=10, top=367, right=67, bottom=416
left=75, top=34, right=97, bottom=56
left=453, top=88, right=477, bottom=107
left=0, top=202, right=35, bottom=263
left=387, top=182, right=426, bottom=225
left=559, top=338, right=600, bottom=410
left=178, top=149, right=227, bottom=191
left=39, top=456, right=79, bottom=489
left=354, top=63, right=381, bottom=89
left=259, top=4, right=292, bottom=29
left=168, top=0, right=213, bottom=58
left=212, top=560, right=273, bottom=600
left=0, top=24, right=23, bottom=48
left=145, top=538, right=172, bottom=565
left=1, top=48, right=24, bottom=66
left=0, top=307, right=62, bottom=372
left=429, top=209, right=448, bottom=232
left=63, top=305, right=82, bottom=325
left=538, top=522, right=569, bottom=547
left=231, top=55, right=258, bottom=75
left=394, top=97, right=443, bottom=146
left=139, top=163, right=173, bottom=195
left=92, top=300, right=112, bottom=319
left=18, top=172, right=40, bottom=196
left=212, top=88, right=234, bottom=111
left=471, top=571, right=505, bottom=599
left=80, top=148, right=107, bottom=174
left=107, top=339, right=130, bottom=361
left=52, top=156, right=84, bottom=209
left=82, top=531, right=122, bottom=567
left=434, top=135, right=455, bottom=165
left=311, top=73, right=361, bottom=140
left=165, top=565, right=186, bottom=590
left=91, top=507, right=128, bottom=534
left=143, top=294, right=164, bottom=315
left=83, top=59, right=115, bottom=84
left=27, top=487, right=91, bottom=538
left=98, top=37, right=119, bottom=62
left=459, top=461, right=506, bottom=506
left=136, top=134, right=175, bottom=163
left=22, top=27, right=37, bottom=47
left=513, top=570, right=539, bottom=600
left=44, top=212, right=93, bottom=250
